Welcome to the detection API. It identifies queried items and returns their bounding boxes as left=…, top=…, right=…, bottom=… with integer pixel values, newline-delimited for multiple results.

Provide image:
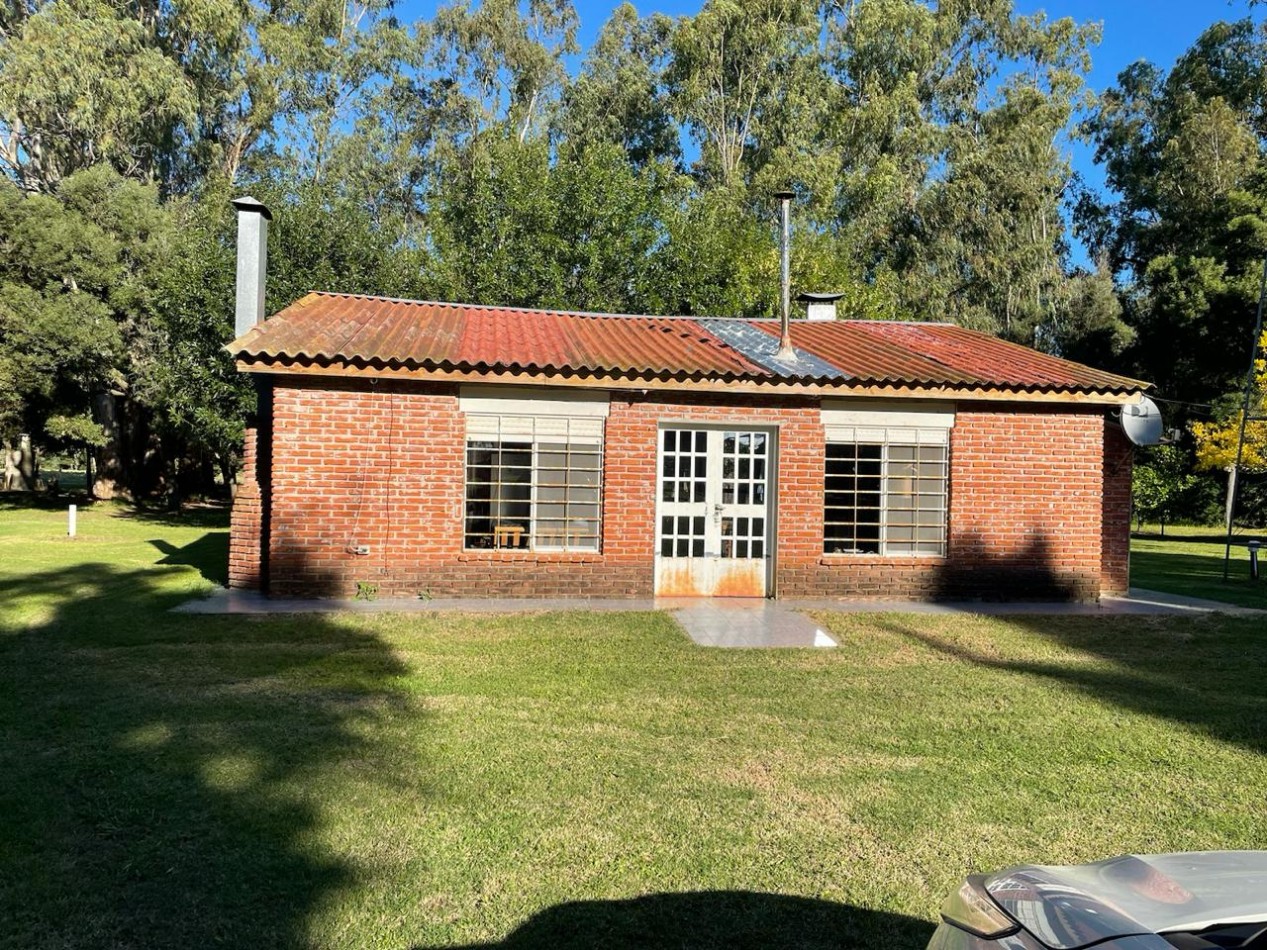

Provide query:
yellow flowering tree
left=1191, top=331, right=1267, bottom=473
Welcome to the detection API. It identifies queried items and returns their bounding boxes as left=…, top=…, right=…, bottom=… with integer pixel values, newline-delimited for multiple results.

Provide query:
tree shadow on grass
left=0, top=552, right=415, bottom=947
left=150, top=534, right=230, bottom=587
left=1129, top=545, right=1267, bottom=610
left=429, top=891, right=935, bottom=949
left=0, top=494, right=232, bottom=530
left=868, top=611, right=1267, bottom=757
left=831, top=523, right=1267, bottom=758
left=126, top=501, right=231, bottom=530
left=0, top=492, right=94, bottom=511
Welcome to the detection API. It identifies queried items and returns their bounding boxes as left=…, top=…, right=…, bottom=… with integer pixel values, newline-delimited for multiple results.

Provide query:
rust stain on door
left=655, top=558, right=765, bottom=597
left=656, top=560, right=704, bottom=597
left=713, top=560, right=765, bottom=597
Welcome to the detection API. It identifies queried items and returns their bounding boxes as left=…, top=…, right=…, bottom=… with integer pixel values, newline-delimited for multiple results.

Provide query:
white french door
left=655, top=427, right=773, bottom=597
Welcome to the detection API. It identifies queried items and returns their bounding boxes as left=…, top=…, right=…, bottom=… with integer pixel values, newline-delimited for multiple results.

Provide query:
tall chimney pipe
left=774, top=190, right=796, bottom=362
left=231, top=196, right=272, bottom=338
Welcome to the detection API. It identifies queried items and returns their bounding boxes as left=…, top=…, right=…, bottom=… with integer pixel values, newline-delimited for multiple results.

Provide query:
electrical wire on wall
left=382, top=389, right=396, bottom=574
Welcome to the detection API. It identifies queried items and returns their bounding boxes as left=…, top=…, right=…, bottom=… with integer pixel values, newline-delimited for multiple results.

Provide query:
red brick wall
left=1100, top=422, right=1134, bottom=596
left=228, top=425, right=263, bottom=589
left=937, top=406, right=1111, bottom=601
left=227, top=378, right=1128, bottom=601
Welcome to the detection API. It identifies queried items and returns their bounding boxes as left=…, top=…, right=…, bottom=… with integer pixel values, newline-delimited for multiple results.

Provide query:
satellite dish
left=1121, top=395, right=1164, bottom=446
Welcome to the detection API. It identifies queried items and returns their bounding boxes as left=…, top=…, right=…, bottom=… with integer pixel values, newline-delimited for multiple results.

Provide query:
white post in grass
left=68, top=504, right=77, bottom=538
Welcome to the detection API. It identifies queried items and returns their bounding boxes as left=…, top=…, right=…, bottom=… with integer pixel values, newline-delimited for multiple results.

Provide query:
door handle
left=713, top=503, right=724, bottom=523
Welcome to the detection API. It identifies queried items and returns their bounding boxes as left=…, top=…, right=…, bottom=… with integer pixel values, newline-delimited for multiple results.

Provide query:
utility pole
left=1222, top=257, right=1267, bottom=581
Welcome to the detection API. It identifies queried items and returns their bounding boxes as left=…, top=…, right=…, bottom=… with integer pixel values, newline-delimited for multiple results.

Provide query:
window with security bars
left=824, top=438, right=948, bottom=556
left=464, top=415, right=602, bottom=552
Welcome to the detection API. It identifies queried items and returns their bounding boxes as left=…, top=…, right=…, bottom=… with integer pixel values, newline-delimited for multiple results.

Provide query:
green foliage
left=429, top=136, right=681, bottom=311
left=145, top=176, right=431, bottom=471
left=424, top=0, right=578, bottom=150
left=1132, top=445, right=1199, bottom=531
left=1081, top=18, right=1267, bottom=415
left=45, top=413, right=107, bottom=448
left=0, top=167, right=169, bottom=445
left=0, top=0, right=407, bottom=190
left=554, top=4, right=678, bottom=168
left=0, top=0, right=196, bottom=190
left=354, top=581, right=379, bottom=601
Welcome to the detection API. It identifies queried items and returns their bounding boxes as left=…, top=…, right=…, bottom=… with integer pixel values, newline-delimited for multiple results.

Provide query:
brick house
left=225, top=199, right=1148, bottom=601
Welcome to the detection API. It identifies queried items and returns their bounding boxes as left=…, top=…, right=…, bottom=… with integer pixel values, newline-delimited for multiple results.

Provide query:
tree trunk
left=92, top=392, right=127, bottom=499
left=17, top=433, right=36, bottom=490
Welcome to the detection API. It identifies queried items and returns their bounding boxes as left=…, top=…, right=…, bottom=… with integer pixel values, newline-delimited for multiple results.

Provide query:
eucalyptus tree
left=1081, top=17, right=1267, bottom=413
left=554, top=3, right=680, bottom=168
left=665, top=0, right=823, bottom=190
left=428, top=0, right=579, bottom=146
left=0, top=0, right=407, bottom=192
left=821, top=0, right=1105, bottom=344
left=0, top=0, right=195, bottom=191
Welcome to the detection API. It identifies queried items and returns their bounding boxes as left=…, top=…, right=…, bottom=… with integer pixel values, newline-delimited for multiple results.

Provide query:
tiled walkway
left=176, top=587, right=1261, bottom=648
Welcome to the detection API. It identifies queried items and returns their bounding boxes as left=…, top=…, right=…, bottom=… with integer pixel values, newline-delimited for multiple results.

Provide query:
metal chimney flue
left=774, top=190, right=796, bottom=362
left=232, top=196, right=272, bottom=338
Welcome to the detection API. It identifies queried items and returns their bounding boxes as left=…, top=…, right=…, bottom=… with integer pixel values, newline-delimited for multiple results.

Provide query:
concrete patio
left=175, top=587, right=1263, bottom=648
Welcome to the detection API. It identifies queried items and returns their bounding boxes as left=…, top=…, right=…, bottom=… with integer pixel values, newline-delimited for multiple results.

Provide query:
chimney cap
left=231, top=195, right=273, bottom=221
left=773, top=189, right=795, bottom=200
left=797, top=291, right=845, bottom=302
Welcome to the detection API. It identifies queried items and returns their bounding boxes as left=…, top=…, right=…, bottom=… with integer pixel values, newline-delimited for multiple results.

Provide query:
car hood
left=984, top=851, right=1267, bottom=950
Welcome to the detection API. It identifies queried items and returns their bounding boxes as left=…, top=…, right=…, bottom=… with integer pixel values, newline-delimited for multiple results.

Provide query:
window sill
left=818, top=553, right=946, bottom=566
left=458, top=551, right=603, bottom=563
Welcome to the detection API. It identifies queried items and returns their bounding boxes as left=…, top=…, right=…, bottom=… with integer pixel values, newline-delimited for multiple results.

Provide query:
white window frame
left=821, top=402, right=954, bottom=558
left=460, top=387, right=609, bottom=554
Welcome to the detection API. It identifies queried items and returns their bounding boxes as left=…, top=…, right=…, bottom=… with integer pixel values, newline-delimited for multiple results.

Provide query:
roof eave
left=233, top=355, right=1148, bottom=405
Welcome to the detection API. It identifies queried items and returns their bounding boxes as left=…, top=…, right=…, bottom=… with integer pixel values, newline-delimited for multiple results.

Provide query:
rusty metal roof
left=230, top=292, right=1150, bottom=395
left=232, top=293, right=764, bottom=377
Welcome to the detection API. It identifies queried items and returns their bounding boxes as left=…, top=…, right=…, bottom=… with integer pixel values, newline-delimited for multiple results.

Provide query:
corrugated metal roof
left=230, top=292, right=1150, bottom=394
left=751, top=320, right=982, bottom=385
left=234, top=293, right=764, bottom=376
left=851, top=321, right=1144, bottom=392
left=695, top=319, right=848, bottom=379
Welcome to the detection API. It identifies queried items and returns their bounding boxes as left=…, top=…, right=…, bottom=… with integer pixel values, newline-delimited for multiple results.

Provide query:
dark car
left=929, top=852, right=1267, bottom=949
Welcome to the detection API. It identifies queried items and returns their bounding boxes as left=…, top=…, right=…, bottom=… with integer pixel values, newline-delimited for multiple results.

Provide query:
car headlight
left=941, top=876, right=1021, bottom=940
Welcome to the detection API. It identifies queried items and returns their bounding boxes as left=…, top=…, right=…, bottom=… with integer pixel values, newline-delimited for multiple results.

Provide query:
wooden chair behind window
left=493, top=524, right=525, bottom=549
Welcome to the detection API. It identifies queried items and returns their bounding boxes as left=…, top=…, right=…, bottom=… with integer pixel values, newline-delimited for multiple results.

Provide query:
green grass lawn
left=1131, top=528, right=1267, bottom=609
left=3, top=500, right=1267, bottom=949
